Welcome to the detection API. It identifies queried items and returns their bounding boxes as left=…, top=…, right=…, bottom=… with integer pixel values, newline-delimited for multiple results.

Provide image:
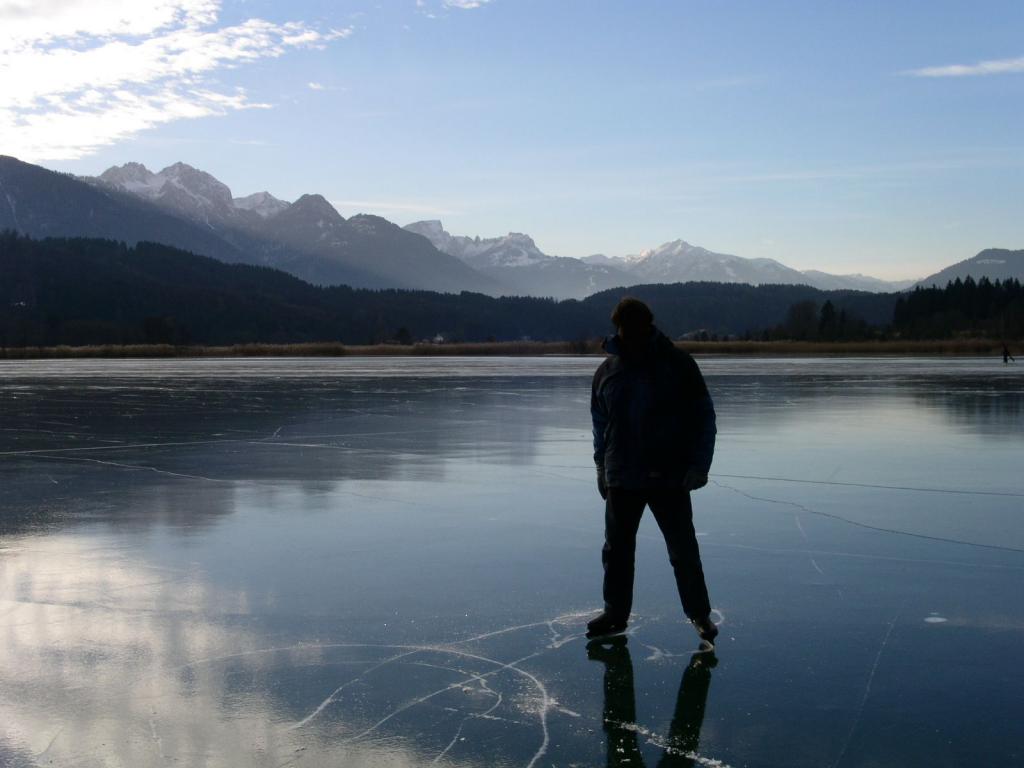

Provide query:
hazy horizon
left=5, top=1, right=1022, bottom=280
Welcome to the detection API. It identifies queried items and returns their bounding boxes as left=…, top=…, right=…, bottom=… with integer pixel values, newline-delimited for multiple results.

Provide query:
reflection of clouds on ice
left=188, top=613, right=597, bottom=767
left=0, top=536, right=592, bottom=767
left=0, top=536, right=285, bottom=765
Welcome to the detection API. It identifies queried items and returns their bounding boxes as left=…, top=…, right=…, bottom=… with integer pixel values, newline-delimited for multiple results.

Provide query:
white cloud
left=416, top=0, right=490, bottom=19
left=903, top=55, right=1024, bottom=78
left=443, top=0, right=492, bottom=9
left=0, top=1, right=351, bottom=160
left=0, top=0, right=220, bottom=48
left=308, top=81, right=325, bottom=90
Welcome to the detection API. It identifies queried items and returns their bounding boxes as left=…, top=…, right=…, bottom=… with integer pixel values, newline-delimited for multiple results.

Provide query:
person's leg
left=648, top=489, right=712, bottom=620
left=602, top=488, right=647, bottom=621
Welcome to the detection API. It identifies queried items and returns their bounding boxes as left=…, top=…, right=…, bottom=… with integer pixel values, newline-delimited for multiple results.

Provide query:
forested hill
left=1, top=232, right=899, bottom=346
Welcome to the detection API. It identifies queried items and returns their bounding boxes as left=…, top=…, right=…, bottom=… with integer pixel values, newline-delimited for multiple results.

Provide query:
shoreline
left=0, top=339, right=1017, bottom=359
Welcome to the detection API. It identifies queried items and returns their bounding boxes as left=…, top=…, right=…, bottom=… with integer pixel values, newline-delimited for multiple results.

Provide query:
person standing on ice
left=1003, top=343, right=1015, bottom=364
left=588, top=297, right=719, bottom=644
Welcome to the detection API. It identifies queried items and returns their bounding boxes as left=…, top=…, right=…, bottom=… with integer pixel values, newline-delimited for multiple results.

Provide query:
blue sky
left=5, top=1, right=1022, bottom=279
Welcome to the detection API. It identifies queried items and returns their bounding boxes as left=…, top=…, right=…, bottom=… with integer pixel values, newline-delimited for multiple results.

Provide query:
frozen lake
left=1, top=356, right=1022, bottom=767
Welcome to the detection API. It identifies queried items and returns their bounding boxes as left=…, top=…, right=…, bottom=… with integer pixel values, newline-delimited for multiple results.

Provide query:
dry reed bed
left=0, top=338, right=1016, bottom=359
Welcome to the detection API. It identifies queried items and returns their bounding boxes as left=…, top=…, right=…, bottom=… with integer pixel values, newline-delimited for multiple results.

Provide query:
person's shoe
left=586, top=612, right=628, bottom=639
left=691, top=615, right=719, bottom=645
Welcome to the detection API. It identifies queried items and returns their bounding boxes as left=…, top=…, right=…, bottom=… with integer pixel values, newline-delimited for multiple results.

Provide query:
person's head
left=611, top=297, right=654, bottom=348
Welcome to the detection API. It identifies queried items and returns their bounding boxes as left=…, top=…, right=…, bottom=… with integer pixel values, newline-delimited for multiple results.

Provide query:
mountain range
left=582, top=240, right=917, bottom=292
left=0, top=156, right=500, bottom=294
left=0, top=155, right=1018, bottom=299
left=405, top=220, right=917, bottom=296
left=403, top=220, right=632, bottom=298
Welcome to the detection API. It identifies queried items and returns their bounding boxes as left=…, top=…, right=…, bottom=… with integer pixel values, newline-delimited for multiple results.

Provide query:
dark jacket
left=591, top=327, right=716, bottom=488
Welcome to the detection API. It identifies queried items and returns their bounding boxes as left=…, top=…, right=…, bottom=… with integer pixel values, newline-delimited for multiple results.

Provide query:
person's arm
left=682, top=355, right=716, bottom=489
left=591, top=370, right=609, bottom=498
left=692, top=391, right=717, bottom=475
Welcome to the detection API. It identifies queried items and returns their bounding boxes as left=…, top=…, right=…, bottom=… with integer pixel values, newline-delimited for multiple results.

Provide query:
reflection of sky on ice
left=0, top=533, right=583, bottom=767
left=1, top=356, right=1022, bottom=767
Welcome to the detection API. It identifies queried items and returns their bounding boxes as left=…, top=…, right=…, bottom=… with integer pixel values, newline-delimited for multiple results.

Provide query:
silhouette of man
left=588, top=635, right=716, bottom=767
left=589, top=297, right=718, bottom=643
left=1003, top=343, right=1015, bottom=364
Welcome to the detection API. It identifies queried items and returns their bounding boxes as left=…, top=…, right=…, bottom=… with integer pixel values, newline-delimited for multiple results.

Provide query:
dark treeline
left=1, top=234, right=597, bottom=346
left=587, top=281, right=891, bottom=341
left=893, top=276, right=1024, bottom=339
left=745, top=299, right=876, bottom=342
left=0, top=232, right=1007, bottom=348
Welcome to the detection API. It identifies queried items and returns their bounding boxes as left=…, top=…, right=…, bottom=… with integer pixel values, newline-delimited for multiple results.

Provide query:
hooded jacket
left=591, top=327, right=716, bottom=488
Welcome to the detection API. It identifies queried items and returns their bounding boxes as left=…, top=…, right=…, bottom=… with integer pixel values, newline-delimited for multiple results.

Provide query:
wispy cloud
left=307, top=82, right=325, bottom=90
left=443, top=0, right=492, bottom=8
left=0, top=0, right=351, bottom=160
left=903, top=55, right=1024, bottom=78
left=416, top=0, right=492, bottom=16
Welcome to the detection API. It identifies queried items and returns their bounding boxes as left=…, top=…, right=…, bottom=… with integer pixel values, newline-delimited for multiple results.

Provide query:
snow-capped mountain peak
left=403, top=219, right=635, bottom=298
left=404, top=220, right=548, bottom=269
left=94, top=161, right=239, bottom=223
left=629, top=239, right=704, bottom=264
left=581, top=253, right=624, bottom=268
left=97, top=161, right=296, bottom=223
left=621, top=239, right=802, bottom=284
left=484, top=232, right=546, bottom=267
left=412, top=219, right=446, bottom=238
left=156, top=162, right=234, bottom=211
left=233, top=191, right=290, bottom=218
left=98, top=162, right=166, bottom=197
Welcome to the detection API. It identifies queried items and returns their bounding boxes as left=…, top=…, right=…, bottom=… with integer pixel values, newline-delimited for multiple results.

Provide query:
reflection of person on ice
left=588, top=635, right=716, bottom=768
left=1003, top=344, right=1016, bottom=364
left=588, top=297, right=718, bottom=644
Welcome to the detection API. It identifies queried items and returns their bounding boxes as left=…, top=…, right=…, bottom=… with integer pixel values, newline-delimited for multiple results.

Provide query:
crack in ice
left=178, top=612, right=592, bottom=768
left=831, top=615, right=898, bottom=768
left=713, top=479, right=1024, bottom=555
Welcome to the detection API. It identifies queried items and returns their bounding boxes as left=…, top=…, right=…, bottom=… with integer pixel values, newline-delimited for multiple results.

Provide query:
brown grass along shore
left=0, top=338, right=1017, bottom=359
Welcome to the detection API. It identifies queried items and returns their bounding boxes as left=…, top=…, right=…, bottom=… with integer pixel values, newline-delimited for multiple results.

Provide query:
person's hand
left=683, top=468, right=708, bottom=491
left=597, top=465, right=608, bottom=500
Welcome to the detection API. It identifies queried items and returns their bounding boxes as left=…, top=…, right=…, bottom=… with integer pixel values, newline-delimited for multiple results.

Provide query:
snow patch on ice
left=609, top=720, right=735, bottom=767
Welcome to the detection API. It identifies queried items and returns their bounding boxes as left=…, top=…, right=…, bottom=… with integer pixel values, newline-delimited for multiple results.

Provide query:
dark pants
left=603, top=487, right=711, bottom=621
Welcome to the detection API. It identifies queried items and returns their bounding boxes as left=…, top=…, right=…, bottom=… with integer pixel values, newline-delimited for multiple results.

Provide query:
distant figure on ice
left=588, top=636, right=716, bottom=767
left=1003, top=343, right=1016, bottom=364
left=588, top=297, right=718, bottom=644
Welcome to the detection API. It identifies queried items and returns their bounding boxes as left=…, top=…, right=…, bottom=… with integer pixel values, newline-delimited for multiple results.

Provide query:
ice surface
left=0, top=356, right=1022, bottom=766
